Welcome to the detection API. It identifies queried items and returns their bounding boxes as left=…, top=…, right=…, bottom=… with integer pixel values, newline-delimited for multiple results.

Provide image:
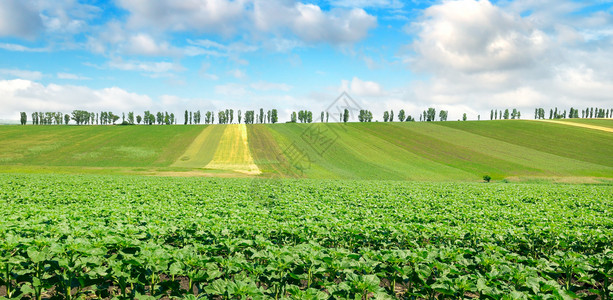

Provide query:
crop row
left=1, top=174, right=612, bottom=299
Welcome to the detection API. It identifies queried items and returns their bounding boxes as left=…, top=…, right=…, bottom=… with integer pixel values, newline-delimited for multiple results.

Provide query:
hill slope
left=254, top=120, right=613, bottom=181
left=1, top=120, right=612, bottom=181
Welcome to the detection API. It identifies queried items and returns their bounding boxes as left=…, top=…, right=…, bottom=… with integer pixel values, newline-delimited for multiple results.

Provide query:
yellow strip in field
left=537, top=120, right=613, bottom=133
left=171, top=126, right=223, bottom=168
left=205, top=124, right=261, bottom=175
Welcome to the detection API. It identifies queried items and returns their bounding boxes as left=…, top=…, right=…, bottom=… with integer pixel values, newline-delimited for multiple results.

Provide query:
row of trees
left=26, top=111, right=119, bottom=125
left=182, top=109, right=279, bottom=125
left=490, top=109, right=521, bottom=120
left=358, top=110, right=374, bottom=122
left=19, top=106, right=613, bottom=125
left=534, top=107, right=612, bottom=119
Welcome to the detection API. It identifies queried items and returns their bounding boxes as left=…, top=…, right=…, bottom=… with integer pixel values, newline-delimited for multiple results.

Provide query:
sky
left=1, top=0, right=612, bottom=123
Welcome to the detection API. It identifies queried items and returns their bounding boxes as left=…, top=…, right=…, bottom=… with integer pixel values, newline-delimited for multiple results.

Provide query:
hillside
left=1, top=120, right=612, bottom=181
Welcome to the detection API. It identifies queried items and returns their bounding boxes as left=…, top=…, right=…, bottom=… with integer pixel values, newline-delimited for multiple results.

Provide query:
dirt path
left=537, top=120, right=613, bottom=133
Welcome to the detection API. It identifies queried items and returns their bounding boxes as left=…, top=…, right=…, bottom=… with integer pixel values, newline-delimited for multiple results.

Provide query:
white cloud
left=341, top=77, right=386, bottom=97
left=114, top=0, right=377, bottom=46
left=250, top=81, right=292, bottom=91
left=0, top=0, right=43, bottom=39
left=413, top=0, right=547, bottom=73
left=329, top=0, right=404, bottom=9
left=124, top=33, right=179, bottom=56
left=0, top=43, right=48, bottom=52
left=117, top=0, right=248, bottom=36
left=199, top=63, right=219, bottom=80
left=214, top=80, right=293, bottom=98
left=57, top=72, right=91, bottom=80
left=0, top=79, right=154, bottom=120
left=215, top=83, right=249, bottom=97
left=294, top=4, right=377, bottom=44
left=255, top=1, right=377, bottom=45
left=107, top=59, right=185, bottom=74
left=407, top=0, right=613, bottom=114
left=0, top=69, right=44, bottom=81
left=37, top=0, right=99, bottom=35
left=229, top=69, right=247, bottom=79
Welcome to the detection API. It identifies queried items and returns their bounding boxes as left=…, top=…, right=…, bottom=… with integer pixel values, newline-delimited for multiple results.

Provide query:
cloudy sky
left=1, top=0, right=612, bottom=122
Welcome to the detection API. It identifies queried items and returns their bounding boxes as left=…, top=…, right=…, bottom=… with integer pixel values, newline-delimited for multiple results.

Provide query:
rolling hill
left=1, top=119, right=611, bottom=181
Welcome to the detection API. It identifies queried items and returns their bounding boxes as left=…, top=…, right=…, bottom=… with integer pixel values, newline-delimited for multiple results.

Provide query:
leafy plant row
left=0, top=174, right=612, bottom=299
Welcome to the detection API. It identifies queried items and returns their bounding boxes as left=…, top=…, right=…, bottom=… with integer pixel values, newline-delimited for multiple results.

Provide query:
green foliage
left=20, top=112, right=27, bottom=125
left=0, top=174, right=612, bottom=299
left=439, top=110, right=448, bottom=121
left=358, top=110, right=373, bottom=122
left=426, top=107, right=436, bottom=122
left=483, top=174, right=491, bottom=182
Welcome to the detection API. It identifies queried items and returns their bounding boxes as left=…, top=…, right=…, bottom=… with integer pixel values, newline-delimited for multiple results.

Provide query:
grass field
left=0, top=125, right=202, bottom=167
left=1, top=120, right=612, bottom=181
left=437, top=120, right=613, bottom=168
left=563, top=118, right=613, bottom=129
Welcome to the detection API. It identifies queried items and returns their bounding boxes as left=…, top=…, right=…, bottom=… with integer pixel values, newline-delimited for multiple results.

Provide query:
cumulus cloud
left=407, top=0, right=613, bottom=114
left=341, top=77, right=386, bottom=97
left=0, top=0, right=43, bottom=39
left=115, top=0, right=377, bottom=46
left=413, top=0, right=547, bottom=73
left=37, top=0, right=99, bottom=35
left=254, top=1, right=377, bottom=45
left=124, top=33, right=179, bottom=56
left=0, top=79, right=154, bottom=120
left=118, top=0, right=247, bottom=35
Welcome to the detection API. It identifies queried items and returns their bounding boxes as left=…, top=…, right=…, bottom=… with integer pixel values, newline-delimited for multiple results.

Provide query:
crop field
left=0, top=120, right=612, bottom=181
left=205, top=125, right=260, bottom=175
left=172, top=126, right=224, bottom=169
left=1, top=173, right=612, bottom=299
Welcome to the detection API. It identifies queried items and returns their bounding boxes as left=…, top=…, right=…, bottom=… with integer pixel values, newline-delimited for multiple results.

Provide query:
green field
left=1, top=173, right=612, bottom=299
left=0, top=125, right=202, bottom=167
left=554, top=118, right=613, bottom=130
left=1, top=120, right=612, bottom=181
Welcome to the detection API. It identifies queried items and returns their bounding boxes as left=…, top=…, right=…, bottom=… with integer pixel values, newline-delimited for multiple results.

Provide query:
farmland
left=1, top=173, right=612, bottom=299
left=1, top=120, right=612, bottom=181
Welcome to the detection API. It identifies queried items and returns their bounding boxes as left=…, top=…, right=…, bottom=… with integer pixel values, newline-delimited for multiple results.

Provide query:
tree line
left=533, top=107, right=612, bottom=119
left=489, top=109, right=521, bottom=120
left=18, top=106, right=613, bottom=125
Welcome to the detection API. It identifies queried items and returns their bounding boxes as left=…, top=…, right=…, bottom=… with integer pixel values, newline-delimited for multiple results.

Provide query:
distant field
left=1, top=120, right=612, bottom=181
left=552, top=118, right=613, bottom=130
left=0, top=125, right=202, bottom=167
left=437, top=120, right=613, bottom=168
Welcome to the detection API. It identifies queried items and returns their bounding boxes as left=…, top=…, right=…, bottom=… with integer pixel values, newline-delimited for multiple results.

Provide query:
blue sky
left=1, top=0, right=612, bottom=122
